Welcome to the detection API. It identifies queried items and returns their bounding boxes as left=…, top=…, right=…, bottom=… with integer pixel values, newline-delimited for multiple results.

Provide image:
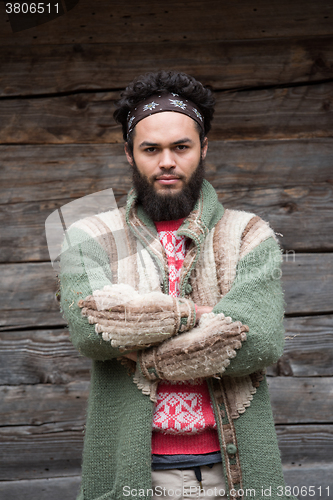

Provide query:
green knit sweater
left=60, top=180, right=295, bottom=500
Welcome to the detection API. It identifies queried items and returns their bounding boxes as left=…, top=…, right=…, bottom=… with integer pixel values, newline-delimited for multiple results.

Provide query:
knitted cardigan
left=60, top=180, right=294, bottom=500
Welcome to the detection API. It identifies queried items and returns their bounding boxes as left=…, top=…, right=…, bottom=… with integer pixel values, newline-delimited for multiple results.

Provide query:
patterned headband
left=126, top=92, right=204, bottom=137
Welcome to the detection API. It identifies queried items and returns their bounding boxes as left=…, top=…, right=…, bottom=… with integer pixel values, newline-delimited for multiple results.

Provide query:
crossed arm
left=78, top=287, right=248, bottom=381
left=60, top=226, right=285, bottom=382
left=123, top=305, right=213, bottom=362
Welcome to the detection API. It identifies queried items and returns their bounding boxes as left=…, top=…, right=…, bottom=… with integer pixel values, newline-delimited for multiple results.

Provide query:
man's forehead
left=133, top=111, right=200, bottom=144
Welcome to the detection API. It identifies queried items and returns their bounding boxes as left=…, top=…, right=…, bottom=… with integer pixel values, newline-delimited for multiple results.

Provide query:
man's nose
left=158, top=149, right=176, bottom=169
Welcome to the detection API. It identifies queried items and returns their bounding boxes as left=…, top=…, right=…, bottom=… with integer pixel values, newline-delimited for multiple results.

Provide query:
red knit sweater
left=152, top=218, right=220, bottom=455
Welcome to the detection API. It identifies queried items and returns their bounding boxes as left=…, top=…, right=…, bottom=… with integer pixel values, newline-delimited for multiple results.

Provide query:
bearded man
left=60, top=71, right=292, bottom=500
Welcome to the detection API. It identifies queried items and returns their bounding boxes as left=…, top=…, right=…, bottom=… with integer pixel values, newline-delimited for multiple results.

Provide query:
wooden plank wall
left=1, top=1, right=333, bottom=498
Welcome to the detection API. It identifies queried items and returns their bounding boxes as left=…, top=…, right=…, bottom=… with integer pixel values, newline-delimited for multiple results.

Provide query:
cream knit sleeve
left=78, top=284, right=196, bottom=350
left=60, top=225, right=196, bottom=359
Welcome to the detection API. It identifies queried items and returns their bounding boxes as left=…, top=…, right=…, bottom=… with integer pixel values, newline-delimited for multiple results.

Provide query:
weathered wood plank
left=281, top=254, right=333, bottom=317
left=266, top=314, right=333, bottom=377
left=0, top=144, right=129, bottom=204
left=212, top=83, right=333, bottom=141
left=276, top=425, right=333, bottom=465
left=0, top=427, right=83, bottom=480
left=283, top=466, right=333, bottom=497
left=0, top=262, right=62, bottom=330
left=0, top=329, right=91, bottom=385
left=269, top=377, right=333, bottom=425
left=1, top=315, right=332, bottom=386
left=0, top=477, right=81, bottom=500
left=1, top=253, right=332, bottom=330
left=0, top=381, right=89, bottom=425
left=1, top=183, right=332, bottom=263
left=270, top=315, right=333, bottom=377
left=1, top=1, right=333, bottom=45
left=2, top=82, right=333, bottom=144
left=1, top=140, right=333, bottom=205
left=0, top=199, right=58, bottom=263
left=1, top=37, right=333, bottom=97
left=218, top=184, right=333, bottom=252
left=205, top=139, right=333, bottom=191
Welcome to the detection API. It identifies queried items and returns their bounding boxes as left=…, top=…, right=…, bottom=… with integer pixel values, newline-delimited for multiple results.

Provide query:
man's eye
left=145, top=147, right=157, bottom=153
left=176, top=145, right=188, bottom=150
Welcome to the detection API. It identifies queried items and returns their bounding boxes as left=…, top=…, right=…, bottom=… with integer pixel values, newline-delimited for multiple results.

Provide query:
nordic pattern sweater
left=60, top=180, right=295, bottom=500
left=152, top=218, right=220, bottom=455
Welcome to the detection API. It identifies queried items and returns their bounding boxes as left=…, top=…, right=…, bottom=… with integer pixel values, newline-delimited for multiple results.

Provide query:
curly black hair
left=113, top=70, right=215, bottom=151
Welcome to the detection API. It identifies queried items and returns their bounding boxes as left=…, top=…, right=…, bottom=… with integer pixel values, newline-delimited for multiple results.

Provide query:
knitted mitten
left=78, top=284, right=196, bottom=349
left=138, top=312, right=248, bottom=381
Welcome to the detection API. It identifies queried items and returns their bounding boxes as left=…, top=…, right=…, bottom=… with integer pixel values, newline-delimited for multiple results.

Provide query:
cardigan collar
left=124, top=180, right=224, bottom=295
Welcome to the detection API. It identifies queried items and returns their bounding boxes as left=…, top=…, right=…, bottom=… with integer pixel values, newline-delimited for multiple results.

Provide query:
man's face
left=124, top=112, right=208, bottom=221
left=126, top=111, right=208, bottom=192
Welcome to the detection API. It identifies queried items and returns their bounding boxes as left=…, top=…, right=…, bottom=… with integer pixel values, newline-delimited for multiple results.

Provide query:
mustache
left=152, top=172, right=186, bottom=182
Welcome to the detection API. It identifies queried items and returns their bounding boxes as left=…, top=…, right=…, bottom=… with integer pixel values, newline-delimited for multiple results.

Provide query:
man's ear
left=201, top=137, right=208, bottom=160
left=124, top=143, right=134, bottom=166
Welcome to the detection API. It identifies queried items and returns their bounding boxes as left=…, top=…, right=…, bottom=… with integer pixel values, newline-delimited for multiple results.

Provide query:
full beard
left=131, top=158, right=205, bottom=222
